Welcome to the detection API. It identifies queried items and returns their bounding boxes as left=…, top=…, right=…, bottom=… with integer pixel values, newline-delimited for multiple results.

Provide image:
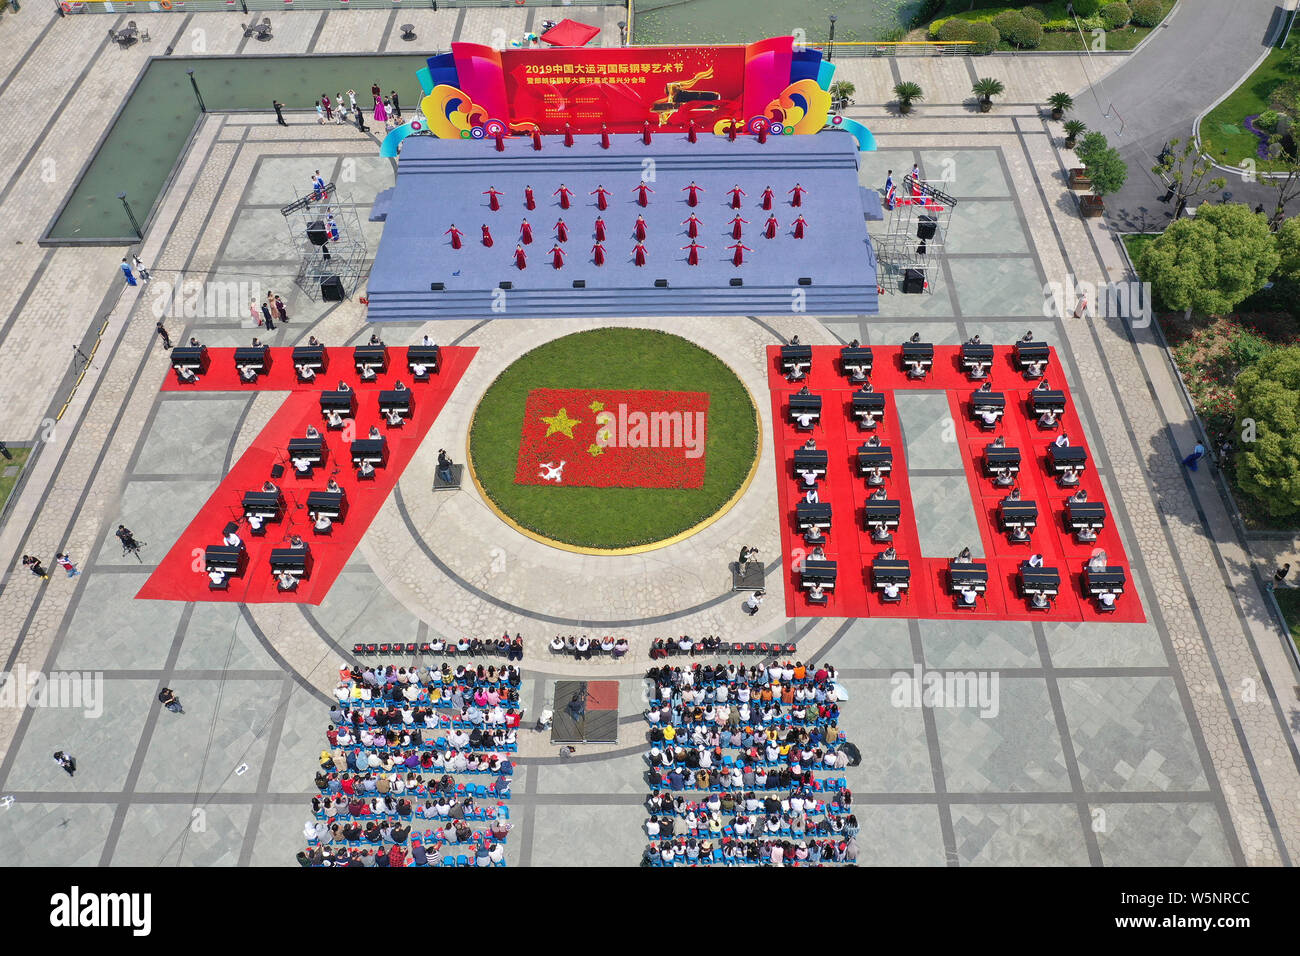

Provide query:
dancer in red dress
left=757, top=124, right=768, bottom=144
left=727, top=120, right=738, bottom=142
left=728, top=214, right=748, bottom=240
left=792, top=215, right=807, bottom=239
left=519, top=219, right=533, bottom=244
left=681, top=241, right=705, bottom=265
left=600, top=124, right=611, bottom=149
left=554, top=184, right=573, bottom=210
left=727, top=185, right=746, bottom=209
left=682, top=213, right=702, bottom=239
left=483, top=186, right=503, bottom=212
left=524, top=185, right=536, bottom=211
left=549, top=245, right=565, bottom=269
left=633, top=215, right=647, bottom=241
left=531, top=128, right=542, bottom=150
left=763, top=215, right=778, bottom=239
left=728, top=242, right=751, bottom=266
left=687, top=119, right=698, bottom=143
left=563, top=123, right=574, bottom=147
left=590, top=185, right=611, bottom=211
left=642, top=120, right=652, bottom=145
left=633, top=182, right=654, bottom=207
left=633, top=242, right=648, bottom=266
left=592, top=241, right=606, bottom=266
left=788, top=183, right=807, bottom=207
left=494, top=131, right=505, bottom=152
left=444, top=224, right=463, bottom=249
left=481, top=224, right=493, bottom=247
left=514, top=244, right=527, bottom=269
left=594, top=217, right=607, bottom=242
left=555, top=219, right=568, bottom=243
left=682, top=181, right=704, bottom=207
left=760, top=186, right=775, bottom=210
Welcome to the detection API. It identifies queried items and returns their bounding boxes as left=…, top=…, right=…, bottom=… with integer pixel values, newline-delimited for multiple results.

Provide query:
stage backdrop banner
left=514, top=388, right=710, bottom=489
left=420, top=37, right=832, bottom=139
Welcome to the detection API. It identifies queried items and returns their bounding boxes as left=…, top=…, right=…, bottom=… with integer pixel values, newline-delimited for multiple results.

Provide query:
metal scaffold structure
left=281, top=183, right=368, bottom=303
left=871, top=174, right=956, bottom=296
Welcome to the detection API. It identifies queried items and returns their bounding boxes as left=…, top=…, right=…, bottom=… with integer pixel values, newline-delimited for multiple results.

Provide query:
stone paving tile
left=529, top=802, right=649, bottom=867
left=950, top=802, right=1091, bottom=866
left=1091, top=801, right=1234, bottom=867
left=109, top=802, right=251, bottom=867
left=838, top=678, right=935, bottom=793
left=919, top=620, right=1040, bottom=670
left=0, top=801, right=118, bottom=867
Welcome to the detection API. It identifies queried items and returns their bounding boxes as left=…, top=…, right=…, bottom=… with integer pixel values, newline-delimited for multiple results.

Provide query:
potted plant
left=1076, top=132, right=1127, bottom=217
left=972, top=77, right=1005, bottom=113
left=893, top=81, right=923, bottom=115
left=1063, top=119, right=1086, bottom=149
left=829, top=79, right=856, bottom=112
left=1048, top=92, right=1074, bottom=121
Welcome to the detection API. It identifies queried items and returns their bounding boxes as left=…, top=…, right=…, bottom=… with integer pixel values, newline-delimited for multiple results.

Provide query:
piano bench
left=412, top=372, right=432, bottom=382
left=313, top=524, right=333, bottom=536
left=956, top=599, right=978, bottom=611
left=326, top=420, right=347, bottom=431
left=1096, top=601, right=1118, bottom=613
left=880, top=593, right=903, bottom=604
left=356, top=469, right=377, bottom=481
left=208, top=579, right=230, bottom=592
left=277, top=580, right=299, bottom=592
left=250, top=525, right=268, bottom=537
left=807, top=593, right=829, bottom=606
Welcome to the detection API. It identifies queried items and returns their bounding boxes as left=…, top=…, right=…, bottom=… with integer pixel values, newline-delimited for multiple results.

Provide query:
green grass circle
left=468, top=328, right=760, bottom=550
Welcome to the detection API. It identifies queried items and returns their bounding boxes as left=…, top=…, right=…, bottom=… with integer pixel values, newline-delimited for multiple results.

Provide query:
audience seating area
left=298, top=661, right=520, bottom=867
left=353, top=634, right=524, bottom=659
left=641, top=660, right=859, bottom=866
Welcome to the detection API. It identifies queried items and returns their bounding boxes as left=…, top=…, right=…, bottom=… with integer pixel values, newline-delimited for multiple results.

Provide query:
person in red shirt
left=531, top=128, right=542, bottom=150
left=554, top=184, right=574, bottom=209
left=729, top=242, right=751, bottom=266
left=682, top=213, right=702, bottom=238
left=519, top=219, right=533, bottom=244
left=633, top=182, right=654, bottom=207
left=388, top=844, right=406, bottom=867
left=792, top=215, right=808, bottom=239
left=681, top=241, right=705, bottom=266
left=729, top=215, right=748, bottom=239
left=443, top=224, right=463, bottom=249
left=600, top=124, right=610, bottom=149
left=550, top=245, right=566, bottom=269
left=633, top=242, right=648, bottom=266
left=481, top=224, right=493, bottom=247
left=594, top=217, right=607, bottom=242
left=687, top=119, right=698, bottom=143
left=514, top=244, right=527, bottom=269
left=642, top=119, right=652, bottom=144
left=683, top=181, right=704, bottom=206
left=727, top=185, right=746, bottom=209
left=788, top=183, right=807, bottom=207
left=563, top=123, right=574, bottom=147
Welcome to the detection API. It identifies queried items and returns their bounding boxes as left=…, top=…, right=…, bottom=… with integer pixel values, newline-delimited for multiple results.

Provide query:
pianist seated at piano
left=357, top=458, right=376, bottom=481
left=965, top=334, right=988, bottom=379
left=304, top=425, right=321, bottom=440
left=1053, top=433, right=1070, bottom=448
left=208, top=569, right=228, bottom=589
left=369, top=333, right=384, bottom=346
left=1027, top=553, right=1044, bottom=568
left=292, top=456, right=315, bottom=477
left=959, top=587, right=978, bottom=608
left=797, top=466, right=819, bottom=488
left=238, top=363, right=260, bottom=382
left=325, top=408, right=345, bottom=429
left=804, top=486, right=819, bottom=504
left=954, top=546, right=973, bottom=564
left=809, top=545, right=827, bottom=561
left=296, top=362, right=317, bottom=382
left=223, top=528, right=243, bottom=549
left=277, top=570, right=299, bottom=592
left=263, top=479, right=279, bottom=494
left=1038, top=407, right=1058, bottom=430
left=310, top=510, right=333, bottom=535
left=807, top=581, right=827, bottom=602
left=882, top=581, right=901, bottom=601
left=289, top=534, right=308, bottom=550
left=393, top=380, right=408, bottom=391
left=177, top=365, right=198, bottom=384
left=246, top=512, right=265, bottom=536
left=385, top=408, right=405, bottom=427
left=1098, top=590, right=1117, bottom=610
left=326, top=477, right=343, bottom=494
left=337, top=380, right=351, bottom=392
left=368, top=425, right=382, bottom=441
left=359, top=363, right=378, bottom=381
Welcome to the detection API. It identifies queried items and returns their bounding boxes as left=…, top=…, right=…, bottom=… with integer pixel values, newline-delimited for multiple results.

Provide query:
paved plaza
left=0, top=5, right=1297, bottom=868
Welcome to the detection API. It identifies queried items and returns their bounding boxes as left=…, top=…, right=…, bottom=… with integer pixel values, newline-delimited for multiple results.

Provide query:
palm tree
left=972, top=77, right=1005, bottom=113
left=894, top=81, right=923, bottom=115
left=1063, top=119, right=1087, bottom=149
left=1048, top=92, right=1074, bottom=121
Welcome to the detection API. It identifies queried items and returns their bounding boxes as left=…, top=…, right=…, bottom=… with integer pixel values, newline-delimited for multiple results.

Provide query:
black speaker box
left=572, top=279, right=585, bottom=288
left=916, top=216, right=937, bottom=241
left=902, top=268, right=925, bottom=294
left=797, top=277, right=812, bottom=286
left=430, top=282, right=444, bottom=291
left=320, top=275, right=345, bottom=301
left=307, top=220, right=329, bottom=246
left=729, top=277, right=743, bottom=287
left=654, top=278, right=668, bottom=288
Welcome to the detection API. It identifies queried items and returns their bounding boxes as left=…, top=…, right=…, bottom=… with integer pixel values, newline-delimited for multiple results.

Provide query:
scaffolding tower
left=280, top=184, right=369, bottom=303
left=871, top=174, right=956, bottom=295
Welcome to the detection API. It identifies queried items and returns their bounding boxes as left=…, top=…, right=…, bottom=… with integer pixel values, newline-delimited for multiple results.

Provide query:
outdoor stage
left=366, top=130, right=879, bottom=320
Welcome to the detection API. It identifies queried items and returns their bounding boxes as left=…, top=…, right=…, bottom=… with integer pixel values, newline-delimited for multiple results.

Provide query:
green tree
left=894, top=81, right=924, bottom=114
left=1048, top=91, right=1074, bottom=120
left=1265, top=135, right=1300, bottom=228
left=1072, top=0, right=1104, bottom=14
left=1275, top=216, right=1300, bottom=281
left=1130, top=0, right=1164, bottom=27
left=967, top=20, right=1000, bottom=54
left=1151, top=137, right=1228, bottom=218
left=829, top=80, right=855, bottom=111
left=1075, top=132, right=1127, bottom=196
left=1234, top=347, right=1300, bottom=516
left=972, top=77, right=1005, bottom=112
left=937, top=18, right=971, bottom=42
left=1136, top=203, right=1280, bottom=316
left=1063, top=119, right=1087, bottom=148
left=1100, top=2, right=1132, bottom=29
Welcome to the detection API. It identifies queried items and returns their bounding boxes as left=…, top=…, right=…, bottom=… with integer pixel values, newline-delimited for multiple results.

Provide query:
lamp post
left=827, top=15, right=837, bottom=62
left=118, top=192, right=142, bottom=239
left=187, top=68, right=206, bottom=113
left=618, top=20, right=626, bottom=47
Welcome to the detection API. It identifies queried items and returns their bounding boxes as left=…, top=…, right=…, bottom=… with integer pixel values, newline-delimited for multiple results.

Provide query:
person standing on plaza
left=155, top=320, right=172, bottom=350
left=120, top=258, right=137, bottom=286
left=389, top=90, right=401, bottom=118
left=274, top=293, right=288, bottom=324
left=1182, top=441, right=1206, bottom=471
left=260, top=299, right=276, bottom=331
left=374, top=95, right=388, bottom=126
left=22, top=555, right=49, bottom=579
left=54, top=552, right=81, bottom=578
left=273, top=99, right=288, bottom=126
left=53, top=751, right=76, bottom=777
left=335, top=92, right=348, bottom=124
left=321, top=93, right=333, bottom=122
left=249, top=298, right=262, bottom=327
left=133, top=254, right=151, bottom=283
left=743, top=589, right=765, bottom=615
left=158, top=687, right=184, bottom=714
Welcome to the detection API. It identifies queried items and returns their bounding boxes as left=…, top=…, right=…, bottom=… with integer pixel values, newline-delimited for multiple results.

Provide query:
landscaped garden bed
left=922, top=0, right=1175, bottom=53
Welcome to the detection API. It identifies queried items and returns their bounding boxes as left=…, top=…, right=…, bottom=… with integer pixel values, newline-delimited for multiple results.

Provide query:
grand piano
left=234, top=345, right=270, bottom=381
left=840, top=345, right=873, bottom=382
left=959, top=342, right=994, bottom=379
left=287, top=436, right=326, bottom=476
left=857, top=442, right=893, bottom=486
left=292, top=344, right=328, bottom=384
left=851, top=388, right=886, bottom=431
left=170, top=345, right=209, bottom=383
left=406, top=345, right=441, bottom=381
left=1014, top=338, right=1050, bottom=378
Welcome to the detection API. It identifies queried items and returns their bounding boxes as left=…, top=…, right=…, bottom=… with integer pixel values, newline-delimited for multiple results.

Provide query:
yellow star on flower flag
left=587, top=443, right=604, bottom=456
left=541, top=407, right=582, bottom=439
left=589, top=399, right=605, bottom=413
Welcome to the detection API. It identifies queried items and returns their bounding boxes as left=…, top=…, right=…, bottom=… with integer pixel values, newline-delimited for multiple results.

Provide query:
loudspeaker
left=307, top=220, right=329, bottom=247
left=917, top=216, right=937, bottom=241
left=430, top=282, right=444, bottom=291
left=729, top=278, right=743, bottom=287
left=902, top=268, right=925, bottom=294
left=797, top=277, right=812, bottom=286
left=498, top=281, right=512, bottom=290
left=320, top=275, right=345, bottom=301
left=270, top=464, right=285, bottom=478
left=572, top=279, right=585, bottom=288
left=654, top=278, right=668, bottom=288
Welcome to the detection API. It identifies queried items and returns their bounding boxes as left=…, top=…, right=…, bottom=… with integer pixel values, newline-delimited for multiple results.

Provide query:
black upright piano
left=779, top=344, right=812, bottom=378
left=999, top=499, right=1038, bottom=539
left=241, top=490, right=285, bottom=523
left=270, top=546, right=313, bottom=588
left=984, top=444, right=1021, bottom=483
left=971, top=388, right=1005, bottom=429
left=292, top=344, right=328, bottom=383
left=901, top=341, right=933, bottom=377
left=350, top=437, right=389, bottom=469
left=170, top=345, right=209, bottom=383
left=353, top=344, right=389, bottom=378
left=287, top=437, right=326, bottom=475
left=863, top=499, right=901, bottom=540
left=857, top=443, right=893, bottom=484
left=1014, top=339, right=1050, bottom=378
left=851, top=388, right=885, bottom=430
left=796, top=502, right=832, bottom=536
left=1029, top=388, right=1067, bottom=419
left=1066, top=501, right=1106, bottom=542
left=1082, top=566, right=1126, bottom=611
left=320, top=389, right=357, bottom=426
left=788, top=393, right=822, bottom=429
left=406, top=345, right=441, bottom=381
left=793, top=448, right=828, bottom=482
left=378, top=389, right=414, bottom=422
left=948, top=560, right=989, bottom=607
left=840, top=345, right=873, bottom=382
left=1018, top=565, right=1061, bottom=605
left=306, top=490, right=348, bottom=523
left=871, top=557, right=910, bottom=599
left=801, top=560, right=837, bottom=604
left=204, top=545, right=247, bottom=590
left=1049, top=444, right=1087, bottom=484
left=960, top=342, right=994, bottom=378
left=234, top=345, right=270, bottom=380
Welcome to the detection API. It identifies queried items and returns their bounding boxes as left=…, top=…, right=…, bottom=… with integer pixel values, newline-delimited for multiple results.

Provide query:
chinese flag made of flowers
left=514, top=388, right=709, bottom=489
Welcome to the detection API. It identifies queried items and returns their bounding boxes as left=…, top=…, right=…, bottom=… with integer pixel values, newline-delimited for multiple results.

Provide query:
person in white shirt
left=1027, top=553, right=1044, bottom=568
left=296, top=363, right=316, bottom=381
left=960, top=587, right=978, bottom=607
left=1054, top=433, right=1070, bottom=448
left=1088, top=550, right=1108, bottom=572
left=883, top=582, right=901, bottom=600
left=796, top=412, right=815, bottom=428
left=208, top=569, right=227, bottom=587
left=1098, top=591, right=1116, bottom=609
left=224, top=529, right=243, bottom=549
left=293, top=456, right=313, bottom=475
left=312, top=512, right=333, bottom=533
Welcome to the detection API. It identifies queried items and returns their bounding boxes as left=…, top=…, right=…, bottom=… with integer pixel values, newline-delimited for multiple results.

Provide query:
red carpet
left=768, top=345, right=1144, bottom=623
left=138, top=346, right=476, bottom=605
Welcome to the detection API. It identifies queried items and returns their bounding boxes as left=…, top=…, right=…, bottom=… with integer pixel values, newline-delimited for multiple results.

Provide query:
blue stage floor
left=366, top=130, right=878, bottom=320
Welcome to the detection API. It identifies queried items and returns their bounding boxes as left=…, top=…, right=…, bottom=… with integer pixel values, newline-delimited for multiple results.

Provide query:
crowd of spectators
left=548, top=635, right=630, bottom=659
